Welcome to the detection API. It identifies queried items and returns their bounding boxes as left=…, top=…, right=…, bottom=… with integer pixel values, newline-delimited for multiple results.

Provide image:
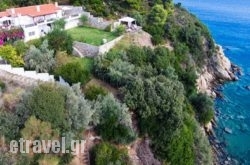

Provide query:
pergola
left=119, top=17, right=136, bottom=28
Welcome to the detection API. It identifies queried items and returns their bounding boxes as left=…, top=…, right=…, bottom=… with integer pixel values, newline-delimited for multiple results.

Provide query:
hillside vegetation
left=0, top=1, right=217, bottom=165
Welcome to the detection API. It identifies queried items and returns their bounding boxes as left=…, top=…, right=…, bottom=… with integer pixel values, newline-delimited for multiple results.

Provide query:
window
left=29, top=31, right=35, bottom=36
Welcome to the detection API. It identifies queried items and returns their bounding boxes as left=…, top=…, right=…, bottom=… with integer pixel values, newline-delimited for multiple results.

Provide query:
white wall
left=65, top=17, right=80, bottom=30
left=23, top=25, right=40, bottom=42
left=15, top=15, right=34, bottom=26
left=56, top=10, right=63, bottom=18
left=0, top=64, right=54, bottom=82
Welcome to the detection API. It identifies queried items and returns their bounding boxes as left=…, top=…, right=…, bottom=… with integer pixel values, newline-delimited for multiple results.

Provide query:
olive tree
left=24, top=40, right=55, bottom=72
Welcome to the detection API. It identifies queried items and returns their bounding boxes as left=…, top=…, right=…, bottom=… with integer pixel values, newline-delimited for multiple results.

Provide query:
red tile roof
left=0, top=4, right=61, bottom=18
left=0, top=12, right=9, bottom=17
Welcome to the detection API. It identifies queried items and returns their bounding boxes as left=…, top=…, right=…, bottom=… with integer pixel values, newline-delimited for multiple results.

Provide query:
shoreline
left=206, top=119, right=236, bottom=165
left=197, top=44, right=241, bottom=165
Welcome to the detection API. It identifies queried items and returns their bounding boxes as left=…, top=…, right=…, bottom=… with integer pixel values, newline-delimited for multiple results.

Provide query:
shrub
left=0, top=45, right=24, bottom=67
left=130, top=11, right=145, bottom=26
left=47, top=29, right=73, bottom=54
left=91, top=142, right=130, bottom=165
left=84, top=85, right=107, bottom=100
left=55, top=51, right=74, bottom=68
left=95, top=94, right=136, bottom=144
left=15, top=83, right=67, bottom=130
left=144, top=4, right=168, bottom=45
left=80, top=15, right=89, bottom=26
left=113, top=25, right=126, bottom=36
left=0, top=28, right=24, bottom=45
left=0, top=109, right=19, bottom=141
left=13, top=40, right=27, bottom=57
left=190, top=93, right=214, bottom=125
left=26, top=38, right=43, bottom=47
left=24, top=40, right=55, bottom=73
left=55, top=60, right=91, bottom=85
left=53, top=18, right=66, bottom=30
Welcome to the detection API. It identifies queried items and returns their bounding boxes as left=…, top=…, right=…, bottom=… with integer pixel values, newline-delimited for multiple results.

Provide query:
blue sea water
left=174, top=0, right=250, bottom=164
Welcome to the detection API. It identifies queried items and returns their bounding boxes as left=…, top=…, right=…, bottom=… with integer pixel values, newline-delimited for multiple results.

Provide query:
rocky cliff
left=197, top=45, right=240, bottom=97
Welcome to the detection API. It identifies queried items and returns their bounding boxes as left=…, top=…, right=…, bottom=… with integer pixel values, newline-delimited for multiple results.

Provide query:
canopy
left=119, top=17, right=135, bottom=23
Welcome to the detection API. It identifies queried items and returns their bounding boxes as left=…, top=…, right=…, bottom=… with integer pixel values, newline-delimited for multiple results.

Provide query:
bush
left=84, top=85, right=107, bottom=100
left=24, top=40, right=55, bottom=73
left=0, top=45, right=24, bottom=67
left=113, top=25, right=126, bottom=36
left=144, top=4, right=168, bottom=45
left=80, top=15, right=88, bottom=26
left=55, top=60, right=91, bottom=85
left=95, top=94, right=136, bottom=144
left=13, top=40, right=27, bottom=57
left=15, top=83, right=67, bottom=130
left=91, top=142, right=130, bottom=165
left=190, top=93, right=214, bottom=125
left=53, top=18, right=66, bottom=30
left=130, top=11, right=145, bottom=26
left=47, top=29, right=73, bottom=54
left=55, top=51, right=74, bottom=68
left=0, top=109, right=19, bottom=141
left=26, top=38, right=43, bottom=47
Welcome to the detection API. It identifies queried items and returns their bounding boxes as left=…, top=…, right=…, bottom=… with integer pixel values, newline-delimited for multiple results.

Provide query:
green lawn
left=67, top=26, right=117, bottom=46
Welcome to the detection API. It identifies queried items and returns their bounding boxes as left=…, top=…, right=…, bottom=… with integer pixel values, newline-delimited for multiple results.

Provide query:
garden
left=67, top=26, right=117, bottom=46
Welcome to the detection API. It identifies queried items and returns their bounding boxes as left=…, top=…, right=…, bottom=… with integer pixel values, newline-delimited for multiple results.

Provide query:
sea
left=174, top=0, right=250, bottom=164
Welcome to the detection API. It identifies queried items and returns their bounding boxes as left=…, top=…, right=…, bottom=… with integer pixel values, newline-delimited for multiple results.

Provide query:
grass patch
left=67, top=26, right=117, bottom=46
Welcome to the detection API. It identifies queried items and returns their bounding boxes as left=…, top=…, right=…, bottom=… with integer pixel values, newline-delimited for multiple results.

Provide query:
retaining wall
left=73, top=41, right=99, bottom=57
left=0, top=65, right=54, bottom=82
left=73, top=35, right=124, bottom=57
left=82, top=11, right=111, bottom=29
left=99, top=35, right=124, bottom=54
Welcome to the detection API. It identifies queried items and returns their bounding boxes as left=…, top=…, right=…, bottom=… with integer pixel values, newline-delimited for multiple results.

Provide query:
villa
left=0, top=2, right=83, bottom=42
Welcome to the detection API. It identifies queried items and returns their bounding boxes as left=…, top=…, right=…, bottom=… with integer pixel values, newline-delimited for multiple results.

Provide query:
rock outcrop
left=197, top=45, right=240, bottom=97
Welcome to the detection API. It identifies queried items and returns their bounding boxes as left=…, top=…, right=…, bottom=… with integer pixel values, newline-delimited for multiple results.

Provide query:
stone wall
left=73, top=35, right=124, bottom=57
left=99, top=35, right=124, bottom=54
left=73, top=41, right=99, bottom=57
left=0, top=65, right=54, bottom=83
left=82, top=11, right=111, bottom=29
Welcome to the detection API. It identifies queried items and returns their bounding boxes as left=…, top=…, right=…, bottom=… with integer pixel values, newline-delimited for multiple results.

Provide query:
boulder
left=224, top=127, right=233, bottom=134
left=245, top=85, right=250, bottom=90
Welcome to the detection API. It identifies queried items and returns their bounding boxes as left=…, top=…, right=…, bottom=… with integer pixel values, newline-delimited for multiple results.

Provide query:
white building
left=0, top=2, right=83, bottom=42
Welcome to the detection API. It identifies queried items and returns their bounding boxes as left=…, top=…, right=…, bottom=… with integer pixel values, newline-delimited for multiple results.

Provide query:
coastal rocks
left=240, top=123, right=249, bottom=133
left=212, top=45, right=233, bottom=80
left=244, top=85, right=250, bottom=90
left=224, top=127, right=233, bottom=134
left=205, top=122, right=213, bottom=133
left=197, top=45, right=240, bottom=97
left=237, top=115, right=245, bottom=120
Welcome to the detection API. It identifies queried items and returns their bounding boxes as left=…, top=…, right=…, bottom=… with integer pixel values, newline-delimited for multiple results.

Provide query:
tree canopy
left=24, top=40, right=55, bottom=72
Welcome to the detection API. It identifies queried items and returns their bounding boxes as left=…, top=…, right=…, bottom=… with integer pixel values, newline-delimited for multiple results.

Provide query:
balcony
left=36, top=18, right=56, bottom=25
